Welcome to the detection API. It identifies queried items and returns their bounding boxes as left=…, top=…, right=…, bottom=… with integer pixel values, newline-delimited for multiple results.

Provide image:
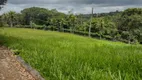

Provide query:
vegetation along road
left=1, top=0, right=142, bottom=80
left=0, top=28, right=142, bottom=80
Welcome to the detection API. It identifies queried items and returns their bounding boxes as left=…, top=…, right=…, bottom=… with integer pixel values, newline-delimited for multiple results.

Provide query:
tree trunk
left=100, top=35, right=102, bottom=40
left=10, top=21, right=13, bottom=27
left=89, top=22, right=91, bottom=37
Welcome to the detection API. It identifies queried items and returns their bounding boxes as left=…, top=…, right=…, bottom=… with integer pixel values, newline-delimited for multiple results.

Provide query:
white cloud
left=0, top=4, right=22, bottom=14
left=1, top=1, right=142, bottom=15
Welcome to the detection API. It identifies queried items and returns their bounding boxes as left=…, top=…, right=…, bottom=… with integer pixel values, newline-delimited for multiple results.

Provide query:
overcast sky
left=1, top=0, right=142, bottom=14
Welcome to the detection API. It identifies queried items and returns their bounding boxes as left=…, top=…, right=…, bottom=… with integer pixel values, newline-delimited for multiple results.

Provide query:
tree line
left=0, top=7, right=142, bottom=44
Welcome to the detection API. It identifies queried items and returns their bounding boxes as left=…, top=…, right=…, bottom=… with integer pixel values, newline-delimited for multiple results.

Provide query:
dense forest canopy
left=0, top=7, right=142, bottom=44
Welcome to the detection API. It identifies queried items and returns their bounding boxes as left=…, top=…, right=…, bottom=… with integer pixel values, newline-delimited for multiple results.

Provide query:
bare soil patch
left=0, top=46, right=36, bottom=80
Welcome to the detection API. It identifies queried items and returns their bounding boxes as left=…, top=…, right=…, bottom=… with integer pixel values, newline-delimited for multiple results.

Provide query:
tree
left=118, top=8, right=142, bottom=43
left=7, top=11, right=16, bottom=27
left=0, top=16, right=3, bottom=27
left=0, top=0, right=7, bottom=10
left=14, top=13, right=24, bottom=25
left=21, top=7, right=51, bottom=25
left=91, top=18, right=105, bottom=39
left=1, top=13, right=8, bottom=25
left=67, top=13, right=77, bottom=33
left=0, top=0, right=7, bottom=27
left=1, top=11, right=17, bottom=27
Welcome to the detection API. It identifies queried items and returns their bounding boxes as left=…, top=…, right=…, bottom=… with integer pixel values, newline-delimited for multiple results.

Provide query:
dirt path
left=0, top=46, right=36, bottom=80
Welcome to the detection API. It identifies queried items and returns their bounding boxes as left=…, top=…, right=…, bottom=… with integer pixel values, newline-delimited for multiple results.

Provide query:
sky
left=1, top=0, right=142, bottom=14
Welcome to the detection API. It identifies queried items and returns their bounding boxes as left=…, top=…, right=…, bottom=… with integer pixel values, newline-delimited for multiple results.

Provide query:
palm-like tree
left=68, top=14, right=77, bottom=33
left=7, top=11, right=16, bottom=27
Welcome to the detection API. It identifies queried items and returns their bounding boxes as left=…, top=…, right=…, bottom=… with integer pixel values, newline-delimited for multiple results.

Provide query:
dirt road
left=0, top=46, right=36, bottom=80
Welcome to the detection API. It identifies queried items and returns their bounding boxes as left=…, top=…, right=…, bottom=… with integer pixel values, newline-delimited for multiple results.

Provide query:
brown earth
left=0, top=46, right=36, bottom=80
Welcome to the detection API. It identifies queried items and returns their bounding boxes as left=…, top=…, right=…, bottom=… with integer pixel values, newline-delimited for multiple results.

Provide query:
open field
left=0, top=28, right=142, bottom=80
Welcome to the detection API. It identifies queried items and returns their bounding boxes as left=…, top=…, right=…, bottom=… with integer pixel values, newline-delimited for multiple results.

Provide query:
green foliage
left=1, top=11, right=17, bottom=27
left=1, top=7, right=142, bottom=43
left=0, top=16, right=3, bottom=27
left=122, top=8, right=142, bottom=16
left=91, top=18, right=117, bottom=40
left=12, top=49, right=21, bottom=55
left=21, top=7, right=51, bottom=25
left=0, top=28, right=142, bottom=80
left=118, top=8, right=142, bottom=43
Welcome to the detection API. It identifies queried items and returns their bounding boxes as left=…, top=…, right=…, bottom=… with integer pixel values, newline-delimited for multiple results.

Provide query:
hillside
left=0, top=28, right=142, bottom=80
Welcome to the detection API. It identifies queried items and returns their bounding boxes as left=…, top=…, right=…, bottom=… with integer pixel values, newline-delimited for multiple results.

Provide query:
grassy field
left=0, top=28, right=142, bottom=80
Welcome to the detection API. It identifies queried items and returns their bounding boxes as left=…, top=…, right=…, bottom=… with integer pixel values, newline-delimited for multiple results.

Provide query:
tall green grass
left=0, top=28, right=142, bottom=80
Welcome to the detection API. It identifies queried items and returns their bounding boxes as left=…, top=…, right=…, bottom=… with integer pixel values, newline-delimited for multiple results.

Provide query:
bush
left=23, top=25, right=31, bottom=28
left=15, top=25, right=23, bottom=28
left=3, top=24, right=9, bottom=27
left=47, top=25, right=57, bottom=31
